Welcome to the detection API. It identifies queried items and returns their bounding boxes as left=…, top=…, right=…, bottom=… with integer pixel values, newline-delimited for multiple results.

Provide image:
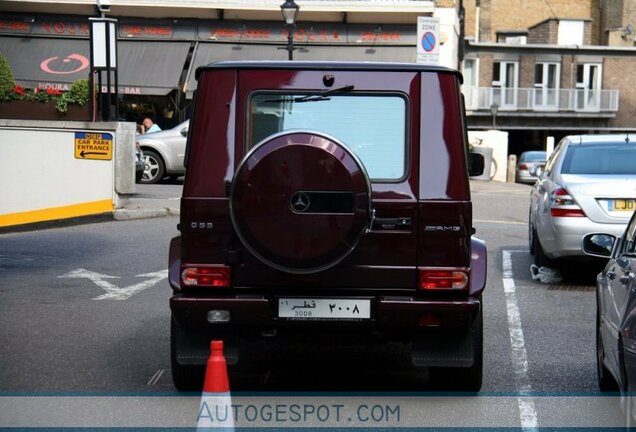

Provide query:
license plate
left=278, top=298, right=371, bottom=320
left=608, top=199, right=636, bottom=212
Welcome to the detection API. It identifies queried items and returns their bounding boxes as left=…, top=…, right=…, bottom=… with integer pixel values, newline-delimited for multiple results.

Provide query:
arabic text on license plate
left=278, top=298, right=371, bottom=319
left=609, top=199, right=636, bottom=212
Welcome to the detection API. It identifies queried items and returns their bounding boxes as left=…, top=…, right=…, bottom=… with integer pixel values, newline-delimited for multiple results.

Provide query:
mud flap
left=411, top=329, right=475, bottom=368
left=171, top=317, right=240, bottom=366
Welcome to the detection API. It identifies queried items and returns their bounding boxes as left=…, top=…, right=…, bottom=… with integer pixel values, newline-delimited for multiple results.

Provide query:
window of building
left=492, top=61, right=518, bottom=109
left=505, top=36, right=527, bottom=44
left=557, top=20, right=584, bottom=45
left=534, top=62, right=560, bottom=110
left=575, top=63, right=602, bottom=111
left=462, top=58, right=479, bottom=109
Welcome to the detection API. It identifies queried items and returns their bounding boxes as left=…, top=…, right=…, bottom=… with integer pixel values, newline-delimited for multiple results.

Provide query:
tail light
left=181, top=265, right=231, bottom=287
left=418, top=268, right=469, bottom=290
left=519, top=163, right=528, bottom=170
left=550, top=187, right=585, bottom=217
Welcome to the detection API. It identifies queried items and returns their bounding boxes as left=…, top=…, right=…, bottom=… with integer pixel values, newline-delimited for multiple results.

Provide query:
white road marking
left=58, top=269, right=168, bottom=300
left=502, top=250, right=538, bottom=430
left=147, top=369, right=165, bottom=386
left=474, top=219, right=526, bottom=226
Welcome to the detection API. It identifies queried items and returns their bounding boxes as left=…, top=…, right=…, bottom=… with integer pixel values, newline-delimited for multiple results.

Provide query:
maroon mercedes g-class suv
left=168, top=61, right=486, bottom=391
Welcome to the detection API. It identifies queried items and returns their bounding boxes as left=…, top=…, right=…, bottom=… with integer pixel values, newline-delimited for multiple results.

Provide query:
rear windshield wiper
left=263, top=85, right=355, bottom=103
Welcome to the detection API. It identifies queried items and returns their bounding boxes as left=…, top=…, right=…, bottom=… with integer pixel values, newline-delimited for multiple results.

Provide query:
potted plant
left=0, top=52, right=90, bottom=121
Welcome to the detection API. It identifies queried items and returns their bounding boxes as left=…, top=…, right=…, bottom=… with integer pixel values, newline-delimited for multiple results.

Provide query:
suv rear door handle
left=373, top=217, right=411, bottom=230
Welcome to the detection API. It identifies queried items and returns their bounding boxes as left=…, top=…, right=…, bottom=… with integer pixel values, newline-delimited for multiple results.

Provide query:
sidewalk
left=469, top=178, right=533, bottom=195
left=113, top=179, right=532, bottom=221
left=114, top=193, right=181, bottom=221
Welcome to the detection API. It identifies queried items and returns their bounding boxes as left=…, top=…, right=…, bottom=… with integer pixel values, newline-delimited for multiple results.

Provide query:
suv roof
left=196, top=60, right=463, bottom=80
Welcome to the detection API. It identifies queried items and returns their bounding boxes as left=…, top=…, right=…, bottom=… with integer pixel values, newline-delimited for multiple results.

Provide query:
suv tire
left=230, top=131, right=373, bottom=274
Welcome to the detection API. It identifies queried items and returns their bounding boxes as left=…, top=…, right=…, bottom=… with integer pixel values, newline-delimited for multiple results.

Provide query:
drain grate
left=546, top=284, right=595, bottom=292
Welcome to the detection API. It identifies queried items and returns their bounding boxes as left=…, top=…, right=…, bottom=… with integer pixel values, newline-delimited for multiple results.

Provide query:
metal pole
left=104, top=22, right=111, bottom=121
left=287, top=25, right=294, bottom=60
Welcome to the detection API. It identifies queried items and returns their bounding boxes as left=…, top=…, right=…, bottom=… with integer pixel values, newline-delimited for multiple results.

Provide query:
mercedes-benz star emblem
left=290, top=191, right=311, bottom=212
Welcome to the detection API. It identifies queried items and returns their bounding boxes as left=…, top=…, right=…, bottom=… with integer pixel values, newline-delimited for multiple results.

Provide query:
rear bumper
left=624, top=345, right=636, bottom=392
left=516, top=171, right=537, bottom=184
left=542, top=217, right=626, bottom=259
left=170, top=294, right=481, bottom=331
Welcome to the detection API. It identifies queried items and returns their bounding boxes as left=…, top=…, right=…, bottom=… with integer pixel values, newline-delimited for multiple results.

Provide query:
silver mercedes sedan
left=529, top=134, right=636, bottom=269
left=137, top=120, right=189, bottom=184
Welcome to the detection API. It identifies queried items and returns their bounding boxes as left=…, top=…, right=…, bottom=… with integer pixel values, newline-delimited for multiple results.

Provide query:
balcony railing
left=463, top=86, right=619, bottom=113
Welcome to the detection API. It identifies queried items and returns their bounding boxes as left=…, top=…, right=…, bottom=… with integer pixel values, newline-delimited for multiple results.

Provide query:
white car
left=529, top=134, right=636, bottom=269
left=137, top=120, right=189, bottom=184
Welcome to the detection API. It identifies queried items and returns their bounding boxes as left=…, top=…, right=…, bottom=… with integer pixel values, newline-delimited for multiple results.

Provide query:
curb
left=113, top=208, right=179, bottom=221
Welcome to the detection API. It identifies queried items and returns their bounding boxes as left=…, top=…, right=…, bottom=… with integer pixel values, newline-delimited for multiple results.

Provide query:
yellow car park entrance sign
left=74, top=132, right=113, bottom=160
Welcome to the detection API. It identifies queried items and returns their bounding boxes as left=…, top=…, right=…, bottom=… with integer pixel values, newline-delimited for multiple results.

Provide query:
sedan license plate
left=608, top=199, right=636, bottom=212
left=278, top=298, right=371, bottom=320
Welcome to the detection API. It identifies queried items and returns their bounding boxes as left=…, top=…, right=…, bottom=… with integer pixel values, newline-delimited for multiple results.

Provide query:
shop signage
left=0, top=16, right=89, bottom=37
left=41, top=53, right=90, bottom=75
left=1, top=15, right=416, bottom=45
left=74, top=132, right=113, bottom=161
left=118, top=20, right=195, bottom=40
left=100, top=85, right=142, bottom=95
left=199, top=22, right=416, bottom=45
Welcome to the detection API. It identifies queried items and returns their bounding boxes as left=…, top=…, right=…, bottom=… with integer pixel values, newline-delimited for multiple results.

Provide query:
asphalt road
left=0, top=179, right=624, bottom=429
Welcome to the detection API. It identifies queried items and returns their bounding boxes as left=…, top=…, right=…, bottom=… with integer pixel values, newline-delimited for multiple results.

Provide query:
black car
left=583, top=210, right=636, bottom=426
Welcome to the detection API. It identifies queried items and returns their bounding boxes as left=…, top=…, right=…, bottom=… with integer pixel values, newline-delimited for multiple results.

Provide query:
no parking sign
left=416, top=16, right=439, bottom=65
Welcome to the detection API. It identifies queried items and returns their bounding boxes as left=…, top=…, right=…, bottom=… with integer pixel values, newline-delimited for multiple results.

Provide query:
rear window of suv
left=248, top=93, right=407, bottom=181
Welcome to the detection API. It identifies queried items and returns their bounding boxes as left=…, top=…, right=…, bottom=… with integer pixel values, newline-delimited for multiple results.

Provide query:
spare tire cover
left=230, top=131, right=373, bottom=274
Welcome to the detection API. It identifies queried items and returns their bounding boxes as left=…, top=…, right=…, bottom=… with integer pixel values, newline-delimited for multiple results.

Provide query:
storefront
left=0, top=14, right=419, bottom=125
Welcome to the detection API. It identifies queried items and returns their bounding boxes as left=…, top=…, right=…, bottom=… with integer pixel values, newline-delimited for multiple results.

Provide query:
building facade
left=0, top=0, right=461, bottom=128
left=2, top=0, right=635, bottom=157
left=462, top=0, right=636, bottom=155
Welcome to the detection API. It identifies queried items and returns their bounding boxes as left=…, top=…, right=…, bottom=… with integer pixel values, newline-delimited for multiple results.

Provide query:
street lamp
left=280, top=0, right=299, bottom=60
left=490, top=102, right=498, bottom=130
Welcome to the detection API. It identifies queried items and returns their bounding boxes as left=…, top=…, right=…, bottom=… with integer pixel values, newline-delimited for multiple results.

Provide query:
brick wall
left=469, top=0, right=601, bottom=44
left=526, top=19, right=592, bottom=45
left=436, top=0, right=457, bottom=8
left=527, top=19, right=559, bottom=44
left=605, top=56, right=636, bottom=128
left=478, top=54, right=494, bottom=86
left=602, top=0, right=624, bottom=36
left=464, top=0, right=477, bottom=39
left=468, top=48, right=636, bottom=129
left=519, top=55, right=536, bottom=87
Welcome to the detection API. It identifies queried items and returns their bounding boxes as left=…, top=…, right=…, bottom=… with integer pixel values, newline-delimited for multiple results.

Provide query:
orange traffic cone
left=196, top=340, right=234, bottom=430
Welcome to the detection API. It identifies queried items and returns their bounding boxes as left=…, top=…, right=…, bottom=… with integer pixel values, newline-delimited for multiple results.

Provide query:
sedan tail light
left=518, top=163, right=528, bottom=170
left=550, top=187, right=585, bottom=217
left=181, top=265, right=231, bottom=287
left=418, top=268, right=469, bottom=290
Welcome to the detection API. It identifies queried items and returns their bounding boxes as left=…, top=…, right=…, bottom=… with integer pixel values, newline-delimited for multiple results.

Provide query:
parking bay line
left=502, top=250, right=538, bottom=430
left=475, top=219, right=526, bottom=226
